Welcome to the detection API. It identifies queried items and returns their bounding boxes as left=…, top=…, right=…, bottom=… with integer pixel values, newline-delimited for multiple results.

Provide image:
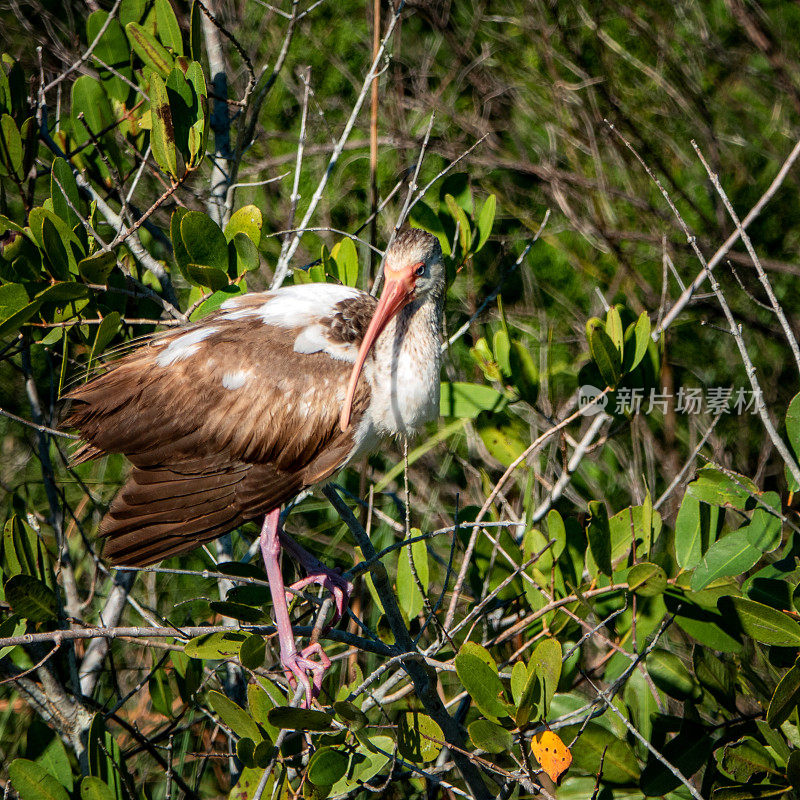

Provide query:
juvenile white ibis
left=64, top=228, right=445, bottom=705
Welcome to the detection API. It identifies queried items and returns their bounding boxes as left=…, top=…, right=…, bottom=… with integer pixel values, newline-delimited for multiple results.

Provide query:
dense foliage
left=2, top=1, right=800, bottom=798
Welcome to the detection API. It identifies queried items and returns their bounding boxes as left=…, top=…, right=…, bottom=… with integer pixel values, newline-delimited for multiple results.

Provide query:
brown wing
left=63, top=288, right=375, bottom=566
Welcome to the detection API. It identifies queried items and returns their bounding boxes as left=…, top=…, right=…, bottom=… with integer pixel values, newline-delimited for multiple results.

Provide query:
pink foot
left=286, top=568, right=353, bottom=628
left=281, top=643, right=332, bottom=707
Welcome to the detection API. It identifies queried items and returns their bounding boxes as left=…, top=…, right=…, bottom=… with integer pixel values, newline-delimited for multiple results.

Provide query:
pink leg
left=260, top=509, right=331, bottom=707
left=279, top=531, right=353, bottom=628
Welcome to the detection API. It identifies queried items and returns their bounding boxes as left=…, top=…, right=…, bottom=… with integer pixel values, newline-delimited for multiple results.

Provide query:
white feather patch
left=156, top=327, right=218, bottom=367
left=222, top=370, right=250, bottom=390
left=292, top=324, right=358, bottom=363
left=258, top=284, right=361, bottom=327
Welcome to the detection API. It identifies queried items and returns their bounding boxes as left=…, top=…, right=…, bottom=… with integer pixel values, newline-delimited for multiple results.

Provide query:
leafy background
left=1, top=0, right=800, bottom=798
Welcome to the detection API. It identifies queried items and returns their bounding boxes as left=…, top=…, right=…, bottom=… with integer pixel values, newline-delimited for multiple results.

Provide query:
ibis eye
left=414, top=264, right=425, bottom=277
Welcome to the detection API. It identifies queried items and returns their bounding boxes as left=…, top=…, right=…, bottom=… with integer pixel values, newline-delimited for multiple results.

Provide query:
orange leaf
left=531, top=730, right=572, bottom=783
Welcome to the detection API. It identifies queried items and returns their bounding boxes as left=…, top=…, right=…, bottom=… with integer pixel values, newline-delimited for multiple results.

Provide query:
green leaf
left=86, top=11, right=133, bottom=102
left=50, top=157, right=82, bottom=230
left=718, top=736, right=778, bottom=781
left=36, top=736, right=73, bottom=791
left=646, top=648, right=701, bottom=701
left=409, top=203, right=450, bottom=256
left=41, top=217, right=73, bottom=280
left=208, top=600, right=266, bottom=624
left=190, top=285, right=244, bottom=320
left=332, top=701, right=368, bottom=730
left=626, top=311, right=651, bottom=372
left=148, top=670, right=172, bottom=717
left=35, top=283, right=90, bottom=304
left=742, top=492, right=782, bottom=553
left=4, top=574, right=58, bottom=622
left=207, top=690, right=262, bottom=741
left=239, top=634, right=266, bottom=670
left=608, top=502, right=661, bottom=560
left=530, top=637, right=561, bottom=713
left=690, top=530, right=761, bottom=591
left=329, top=735, right=392, bottom=796
left=89, top=312, right=120, bottom=365
left=78, top=251, right=116, bottom=285
left=587, top=319, right=621, bottom=387
left=675, top=493, right=706, bottom=570
left=155, top=0, right=183, bottom=54
left=148, top=71, right=178, bottom=178
left=331, top=237, right=359, bottom=287
left=477, top=414, right=528, bottom=466
left=165, top=67, right=194, bottom=160
left=719, top=596, right=800, bottom=646
left=8, top=759, right=70, bottom=800
left=190, top=0, right=203, bottom=60
left=229, top=232, right=259, bottom=276
left=786, top=392, right=800, bottom=465
left=0, top=113, right=22, bottom=178
left=181, top=211, right=230, bottom=290
left=687, top=466, right=757, bottom=510
left=396, top=532, right=429, bottom=619
left=468, top=719, right=512, bottom=754
left=225, top=205, right=263, bottom=246
left=126, top=22, right=174, bottom=77
left=767, top=660, right=800, bottom=728
left=587, top=500, right=612, bottom=576
left=711, top=785, right=789, bottom=800
left=455, top=642, right=511, bottom=721
left=605, top=305, right=623, bottom=354
left=247, top=683, right=279, bottom=741
left=0, top=614, right=24, bottom=659
left=439, top=381, right=505, bottom=418
left=185, top=61, right=207, bottom=165
left=184, top=630, right=247, bottom=659
left=475, top=194, right=496, bottom=252
left=562, top=723, right=641, bottom=784
left=628, top=562, right=667, bottom=596
left=307, top=747, right=349, bottom=786
left=266, top=707, right=334, bottom=731
left=445, top=193, right=472, bottom=254
left=0, top=282, right=40, bottom=336
left=510, top=660, right=528, bottom=706
left=397, top=712, right=443, bottom=763
left=71, top=75, right=116, bottom=148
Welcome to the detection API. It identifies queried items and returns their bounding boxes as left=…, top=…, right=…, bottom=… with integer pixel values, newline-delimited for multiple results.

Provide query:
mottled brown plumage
left=64, top=303, right=371, bottom=565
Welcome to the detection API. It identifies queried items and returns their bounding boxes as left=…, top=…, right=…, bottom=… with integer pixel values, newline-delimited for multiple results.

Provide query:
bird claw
left=281, top=643, right=331, bottom=708
left=286, top=568, right=353, bottom=629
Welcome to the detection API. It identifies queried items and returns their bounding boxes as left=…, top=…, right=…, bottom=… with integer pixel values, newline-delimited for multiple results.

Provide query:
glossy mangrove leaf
left=587, top=501, right=612, bottom=576
left=718, top=596, right=800, bottom=647
left=148, top=71, right=177, bottom=178
left=126, top=22, right=173, bottom=77
left=767, top=660, right=800, bottom=728
left=207, top=690, right=262, bottom=741
left=690, top=530, right=761, bottom=592
left=628, top=562, right=667, bottom=596
left=307, top=746, right=349, bottom=786
left=183, top=630, right=247, bottom=659
left=646, top=648, right=701, bottom=701
left=266, top=707, right=334, bottom=731
left=468, top=719, right=512, bottom=753
left=4, top=574, right=58, bottom=622
left=397, top=712, right=443, bottom=763
left=7, top=759, right=69, bottom=800
left=439, top=381, right=505, bottom=418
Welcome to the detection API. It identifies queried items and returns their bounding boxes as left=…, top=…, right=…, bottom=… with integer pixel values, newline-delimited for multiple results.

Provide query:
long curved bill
left=339, top=277, right=413, bottom=431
